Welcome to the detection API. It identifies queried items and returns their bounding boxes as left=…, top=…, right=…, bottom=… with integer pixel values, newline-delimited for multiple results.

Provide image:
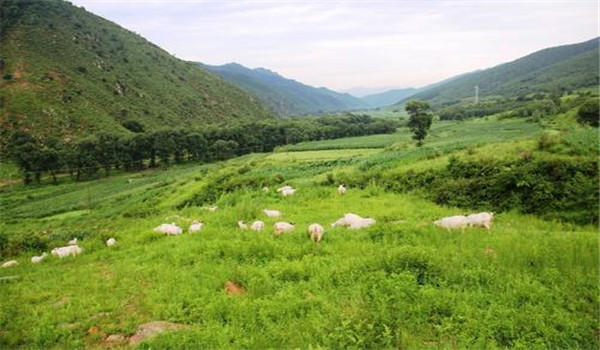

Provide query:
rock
left=102, top=334, right=127, bottom=347
left=129, top=321, right=186, bottom=345
left=87, top=326, right=101, bottom=335
left=225, top=281, right=245, bottom=295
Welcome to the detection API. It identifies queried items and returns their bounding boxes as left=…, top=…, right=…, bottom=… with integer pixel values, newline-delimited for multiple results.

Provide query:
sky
left=71, top=0, right=598, bottom=95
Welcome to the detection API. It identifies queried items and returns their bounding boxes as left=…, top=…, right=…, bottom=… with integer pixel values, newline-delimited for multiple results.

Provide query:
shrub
left=576, top=99, right=599, bottom=127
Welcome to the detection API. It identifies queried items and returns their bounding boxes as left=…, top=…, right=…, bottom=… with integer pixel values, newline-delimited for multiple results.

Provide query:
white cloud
left=72, top=0, right=597, bottom=90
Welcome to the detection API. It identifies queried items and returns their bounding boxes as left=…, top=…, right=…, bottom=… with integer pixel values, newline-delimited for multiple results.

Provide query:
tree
left=405, top=100, right=434, bottom=146
left=576, top=99, right=599, bottom=127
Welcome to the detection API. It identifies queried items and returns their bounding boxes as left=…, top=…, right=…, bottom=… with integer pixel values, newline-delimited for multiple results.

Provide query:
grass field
left=0, top=117, right=598, bottom=349
left=278, top=118, right=540, bottom=152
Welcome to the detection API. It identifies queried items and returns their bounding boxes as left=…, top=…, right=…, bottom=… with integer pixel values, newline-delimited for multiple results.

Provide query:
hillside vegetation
left=396, top=37, right=599, bottom=106
left=0, top=0, right=271, bottom=148
left=202, top=63, right=368, bottom=116
left=0, top=112, right=598, bottom=348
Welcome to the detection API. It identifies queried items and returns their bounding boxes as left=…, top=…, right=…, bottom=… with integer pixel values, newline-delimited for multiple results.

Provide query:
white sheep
left=262, top=187, right=269, bottom=192
left=338, top=184, right=346, bottom=195
left=307, top=223, right=325, bottom=242
left=68, top=238, right=78, bottom=245
left=250, top=220, right=265, bottom=232
left=349, top=218, right=376, bottom=230
left=106, top=238, right=116, bottom=247
left=331, top=217, right=348, bottom=228
left=274, top=222, right=295, bottom=236
left=263, top=209, right=282, bottom=218
left=1, top=260, right=19, bottom=268
left=188, top=221, right=203, bottom=233
left=434, top=215, right=469, bottom=231
left=51, top=245, right=83, bottom=258
left=238, top=221, right=248, bottom=230
left=154, top=222, right=183, bottom=235
left=277, top=185, right=296, bottom=197
left=467, top=212, right=494, bottom=230
left=31, top=253, right=48, bottom=264
left=208, top=205, right=218, bottom=212
left=331, top=213, right=376, bottom=229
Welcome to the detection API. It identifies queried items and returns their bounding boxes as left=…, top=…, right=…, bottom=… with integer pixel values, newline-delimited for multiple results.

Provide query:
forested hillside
left=0, top=0, right=272, bottom=150
left=396, top=38, right=599, bottom=105
left=201, top=63, right=369, bottom=116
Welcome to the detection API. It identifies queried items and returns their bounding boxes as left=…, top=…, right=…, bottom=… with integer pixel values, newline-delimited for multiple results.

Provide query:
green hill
left=397, top=38, right=599, bottom=105
left=0, top=0, right=272, bottom=145
left=201, top=63, right=369, bottom=116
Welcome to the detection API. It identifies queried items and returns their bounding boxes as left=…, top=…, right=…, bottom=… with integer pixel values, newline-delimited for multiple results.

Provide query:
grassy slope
left=0, top=117, right=597, bottom=349
left=0, top=0, right=271, bottom=142
left=396, top=37, right=599, bottom=105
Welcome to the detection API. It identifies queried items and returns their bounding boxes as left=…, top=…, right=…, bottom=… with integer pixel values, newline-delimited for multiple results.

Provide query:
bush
left=576, top=99, right=599, bottom=127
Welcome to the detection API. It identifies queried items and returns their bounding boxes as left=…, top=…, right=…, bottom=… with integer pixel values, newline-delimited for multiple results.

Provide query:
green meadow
left=0, top=117, right=598, bottom=349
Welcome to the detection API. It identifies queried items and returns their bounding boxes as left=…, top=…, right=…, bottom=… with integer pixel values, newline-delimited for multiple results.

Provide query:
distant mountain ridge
left=201, top=63, right=369, bottom=116
left=360, top=88, right=420, bottom=108
left=396, top=37, right=599, bottom=105
left=0, top=0, right=271, bottom=144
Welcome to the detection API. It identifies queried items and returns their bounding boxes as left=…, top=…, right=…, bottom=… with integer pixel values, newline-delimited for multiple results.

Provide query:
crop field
left=278, top=118, right=540, bottom=152
left=0, top=117, right=598, bottom=349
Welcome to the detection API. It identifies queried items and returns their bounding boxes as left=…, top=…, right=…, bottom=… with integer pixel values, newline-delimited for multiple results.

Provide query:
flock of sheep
left=1, top=184, right=494, bottom=269
left=1, top=236, right=116, bottom=268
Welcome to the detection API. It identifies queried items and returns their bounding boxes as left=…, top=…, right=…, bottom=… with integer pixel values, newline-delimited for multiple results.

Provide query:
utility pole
left=475, top=85, right=479, bottom=104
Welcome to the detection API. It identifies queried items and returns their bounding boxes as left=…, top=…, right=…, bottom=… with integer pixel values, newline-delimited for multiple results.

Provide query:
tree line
left=5, top=114, right=398, bottom=184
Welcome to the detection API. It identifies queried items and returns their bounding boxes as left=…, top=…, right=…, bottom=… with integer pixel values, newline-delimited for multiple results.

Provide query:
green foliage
left=405, top=100, right=434, bottom=146
left=576, top=98, right=599, bottom=127
left=0, top=0, right=272, bottom=148
left=4, top=115, right=396, bottom=185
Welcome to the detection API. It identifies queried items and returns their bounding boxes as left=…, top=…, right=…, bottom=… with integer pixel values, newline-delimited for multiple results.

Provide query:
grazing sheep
left=434, top=215, right=469, bottom=231
left=188, top=221, right=203, bottom=233
left=307, top=224, right=325, bottom=242
left=106, top=238, right=116, bottom=247
left=250, top=220, right=265, bottom=232
left=331, top=213, right=376, bottom=229
left=338, top=184, right=346, bottom=195
left=349, top=218, right=376, bottom=230
left=277, top=185, right=296, bottom=197
left=237, top=221, right=248, bottom=230
left=262, top=187, right=269, bottom=192
left=467, top=212, right=494, bottom=230
left=51, top=245, right=83, bottom=258
left=154, top=223, right=183, bottom=235
left=263, top=209, right=282, bottom=218
left=31, top=253, right=48, bottom=264
left=208, top=205, right=218, bottom=212
left=274, top=222, right=295, bottom=236
left=331, top=217, right=348, bottom=228
left=1, top=260, right=19, bottom=268
left=68, top=238, right=78, bottom=245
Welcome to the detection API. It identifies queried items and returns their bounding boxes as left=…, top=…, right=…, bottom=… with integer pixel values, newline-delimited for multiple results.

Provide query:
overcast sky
left=71, top=0, right=598, bottom=94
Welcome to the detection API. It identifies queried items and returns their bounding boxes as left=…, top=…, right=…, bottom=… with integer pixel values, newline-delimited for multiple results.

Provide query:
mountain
left=396, top=38, right=599, bottom=105
left=361, top=88, right=420, bottom=108
left=201, top=63, right=369, bottom=116
left=344, top=86, right=404, bottom=98
left=0, top=0, right=272, bottom=143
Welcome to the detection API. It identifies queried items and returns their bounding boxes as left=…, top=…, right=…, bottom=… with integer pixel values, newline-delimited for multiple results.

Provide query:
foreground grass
left=0, top=118, right=597, bottom=349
